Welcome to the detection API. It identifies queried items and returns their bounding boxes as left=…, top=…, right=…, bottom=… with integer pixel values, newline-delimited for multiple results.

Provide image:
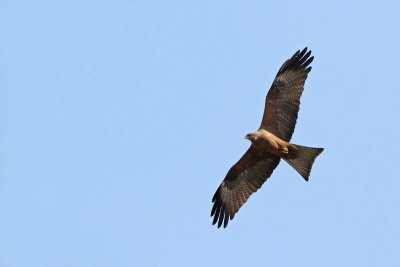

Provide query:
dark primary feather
left=260, top=47, right=313, bottom=141
left=211, top=147, right=280, bottom=228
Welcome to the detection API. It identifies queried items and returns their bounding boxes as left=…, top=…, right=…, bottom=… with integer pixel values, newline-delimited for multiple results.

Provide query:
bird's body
left=245, top=129, right=297, bottom=158
left=211, top=48, right=324, bottom=228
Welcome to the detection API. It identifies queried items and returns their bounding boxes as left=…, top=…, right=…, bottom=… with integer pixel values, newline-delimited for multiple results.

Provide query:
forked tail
left=284, top=144, right=323, bottom=181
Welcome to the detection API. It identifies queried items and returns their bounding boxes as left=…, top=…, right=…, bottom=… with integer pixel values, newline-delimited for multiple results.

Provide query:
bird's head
left=244, top=132, right=258, bottom=142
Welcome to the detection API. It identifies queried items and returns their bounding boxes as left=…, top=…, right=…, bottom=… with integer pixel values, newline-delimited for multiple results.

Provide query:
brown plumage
left=211, top=48, right=324, bottom=228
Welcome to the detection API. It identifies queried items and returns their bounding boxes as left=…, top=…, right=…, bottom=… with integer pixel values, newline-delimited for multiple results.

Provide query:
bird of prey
left=211, top=48, right=323, bottom=228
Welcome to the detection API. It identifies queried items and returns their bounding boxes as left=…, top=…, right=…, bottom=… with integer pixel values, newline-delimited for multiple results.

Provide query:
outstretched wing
left=260, top=47, right=314, bottom=141
left=211, top=146, right=280, bottom=228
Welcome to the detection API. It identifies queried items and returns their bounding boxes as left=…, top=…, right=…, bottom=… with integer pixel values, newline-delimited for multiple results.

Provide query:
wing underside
left=211, top=147, right=280, bottom=228
left=260, top=48, right=313, bottom=141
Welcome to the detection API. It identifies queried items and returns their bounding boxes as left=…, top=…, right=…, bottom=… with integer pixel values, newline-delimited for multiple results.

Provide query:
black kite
left=211, top=48, right=324, bottom=228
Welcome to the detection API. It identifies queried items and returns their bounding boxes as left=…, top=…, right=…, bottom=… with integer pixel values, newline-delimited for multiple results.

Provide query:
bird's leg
left=274, top=139, right=289, bottom=155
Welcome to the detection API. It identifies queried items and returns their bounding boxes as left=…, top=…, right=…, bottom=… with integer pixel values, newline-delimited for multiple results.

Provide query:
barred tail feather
left=284, top=145, right=323, bottom=181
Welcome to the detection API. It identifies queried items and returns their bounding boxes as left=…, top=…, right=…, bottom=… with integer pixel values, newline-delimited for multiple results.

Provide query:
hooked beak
left=244, top=134, right=251, bottom=140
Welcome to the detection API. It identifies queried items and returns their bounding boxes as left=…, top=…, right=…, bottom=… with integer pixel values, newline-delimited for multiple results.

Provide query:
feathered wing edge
left=277, top=47, right=314, bottom=76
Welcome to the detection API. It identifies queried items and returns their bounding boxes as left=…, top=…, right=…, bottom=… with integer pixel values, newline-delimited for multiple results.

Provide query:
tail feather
left=284, top=144, right=323, bottom=181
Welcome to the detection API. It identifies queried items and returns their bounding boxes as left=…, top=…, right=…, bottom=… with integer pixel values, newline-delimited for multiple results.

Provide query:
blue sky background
left=1, top=1, right=400, bottom=266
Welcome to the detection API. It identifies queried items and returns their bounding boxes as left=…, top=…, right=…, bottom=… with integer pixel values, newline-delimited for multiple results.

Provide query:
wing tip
left=280, top=47, right=313, bottom=73
left=211, top=188, right=233, bottom=228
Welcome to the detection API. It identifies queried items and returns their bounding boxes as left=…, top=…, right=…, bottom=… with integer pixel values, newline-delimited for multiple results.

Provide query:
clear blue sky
left=1, top=1, right=399, bottom=266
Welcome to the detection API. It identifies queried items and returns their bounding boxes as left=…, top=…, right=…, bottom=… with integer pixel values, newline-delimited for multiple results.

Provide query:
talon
left=281, top=147, right=289, bottom=154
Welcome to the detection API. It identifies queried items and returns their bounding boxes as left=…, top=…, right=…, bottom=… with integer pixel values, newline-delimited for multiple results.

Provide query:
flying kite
left=211, top=48, right=324, bottom=228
